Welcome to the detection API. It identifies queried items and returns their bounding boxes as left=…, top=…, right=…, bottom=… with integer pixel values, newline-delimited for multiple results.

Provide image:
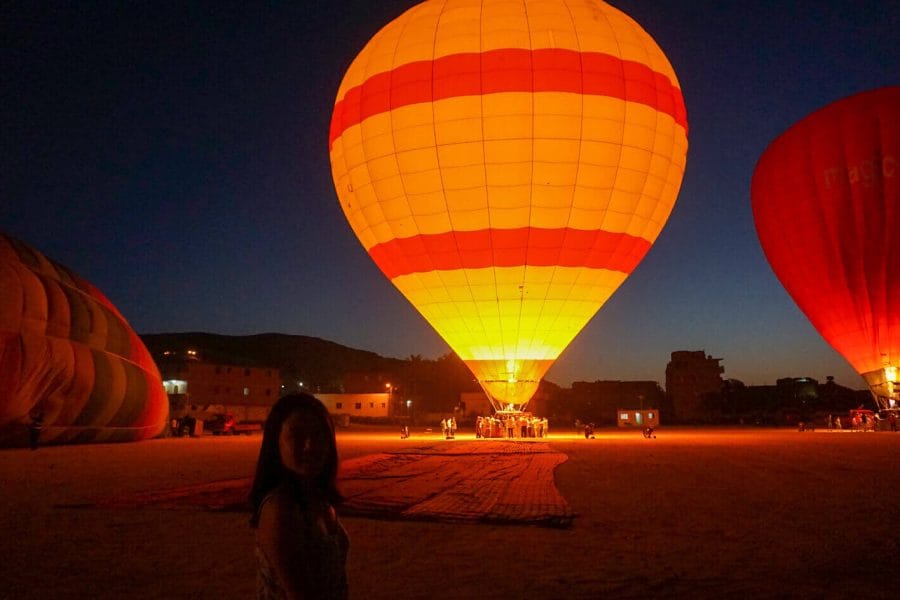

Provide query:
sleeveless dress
left=255, top=489, right=349, bottom=600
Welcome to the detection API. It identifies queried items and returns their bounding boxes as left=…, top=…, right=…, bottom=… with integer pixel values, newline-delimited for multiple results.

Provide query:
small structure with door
left=617, top=409, right=660, bottom=429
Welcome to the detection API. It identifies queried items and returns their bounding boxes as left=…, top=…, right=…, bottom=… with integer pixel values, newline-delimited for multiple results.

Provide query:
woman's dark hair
left=249, top=393, right=342, bottom=526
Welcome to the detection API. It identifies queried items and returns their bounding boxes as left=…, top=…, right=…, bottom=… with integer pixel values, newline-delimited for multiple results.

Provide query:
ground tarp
left=65, top=440, right=575, bottom=527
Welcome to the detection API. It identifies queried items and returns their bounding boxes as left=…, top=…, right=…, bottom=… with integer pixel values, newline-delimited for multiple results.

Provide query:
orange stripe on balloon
left=368, top=228, right=652, bottom=279
left=330, top=48, right=687, bottom=150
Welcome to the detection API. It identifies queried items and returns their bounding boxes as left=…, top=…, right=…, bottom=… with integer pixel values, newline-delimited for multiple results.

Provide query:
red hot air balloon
left=329, top=0, right=688, bottom=412
left=0, top=234, right=168, bottom=445
left=752, top=86, right=900, bottom=410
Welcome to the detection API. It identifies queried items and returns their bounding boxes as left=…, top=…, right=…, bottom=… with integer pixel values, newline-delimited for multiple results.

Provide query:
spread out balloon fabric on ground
left=339, top=442, right=574, bottom=527
left=70, top=441, right=574, bottom=527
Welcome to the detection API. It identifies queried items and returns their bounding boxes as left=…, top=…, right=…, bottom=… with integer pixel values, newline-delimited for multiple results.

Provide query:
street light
left=384, top=382, right=394, bottom=416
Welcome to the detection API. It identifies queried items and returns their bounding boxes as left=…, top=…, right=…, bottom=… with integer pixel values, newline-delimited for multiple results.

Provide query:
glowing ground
left=74, top=441, right=574, bottom=527
left=2, top=426, right=898, bottom=599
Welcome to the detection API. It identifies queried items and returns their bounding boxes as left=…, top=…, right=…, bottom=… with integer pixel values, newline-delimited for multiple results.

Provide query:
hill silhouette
left=140, top=332, right=405, bottom=391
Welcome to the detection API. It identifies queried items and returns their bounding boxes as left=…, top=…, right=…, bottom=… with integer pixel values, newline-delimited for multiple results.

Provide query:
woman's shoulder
left=257, top=485, right=307, bottom=526
left=259, top=484, right=295, bottom=509
left=258, top=490, right=321, bottom=553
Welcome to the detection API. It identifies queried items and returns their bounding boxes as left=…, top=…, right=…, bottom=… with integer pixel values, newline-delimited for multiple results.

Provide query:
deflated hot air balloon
left=0, top=233, right=167, bottom=445
left=752, top=86, right=900, bottom=410
left=330, top=0, right=688, bottom=411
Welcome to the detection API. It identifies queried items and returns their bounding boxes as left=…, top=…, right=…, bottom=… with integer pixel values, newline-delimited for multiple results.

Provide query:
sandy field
left=1, top=426, right=898, bottom=599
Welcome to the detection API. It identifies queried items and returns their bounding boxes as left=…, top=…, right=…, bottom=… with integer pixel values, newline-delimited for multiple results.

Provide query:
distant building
left=316, top=393, right=390, bottom=419
left=566, top=380, right=665, bottom=425
left=719, top=375, right=872, bottom=425
left=158, top=358, right=281, bottom=427
left=617, top=409, right=660, bottom=428
left=160, top=361, right=281, bottom=407
left=665, top=351, right=724, bottom=422
left=341, top=372, right=402, bottom=414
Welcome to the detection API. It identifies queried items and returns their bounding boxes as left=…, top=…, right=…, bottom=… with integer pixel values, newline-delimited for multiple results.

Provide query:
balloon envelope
left=0, top=234, right=167, bottom=444
left=751, top=86, right=900, bottom=408
left=330, top=0, right=688, bottom=410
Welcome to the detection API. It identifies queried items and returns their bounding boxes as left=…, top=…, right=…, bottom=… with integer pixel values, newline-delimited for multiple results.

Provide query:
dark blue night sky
left=3, top=1, right=898, bottom=388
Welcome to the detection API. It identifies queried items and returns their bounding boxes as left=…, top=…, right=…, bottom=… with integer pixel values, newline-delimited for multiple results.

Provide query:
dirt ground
left=1, top=426, right=898, bottom=599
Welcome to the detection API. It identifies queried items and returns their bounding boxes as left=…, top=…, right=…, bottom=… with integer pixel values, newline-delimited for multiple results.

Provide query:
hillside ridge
left=140, top=332, right=405, bottom=390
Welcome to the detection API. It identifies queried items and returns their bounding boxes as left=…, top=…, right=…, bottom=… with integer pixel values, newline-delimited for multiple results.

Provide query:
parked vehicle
left=206, top=413, right=261, bottom=435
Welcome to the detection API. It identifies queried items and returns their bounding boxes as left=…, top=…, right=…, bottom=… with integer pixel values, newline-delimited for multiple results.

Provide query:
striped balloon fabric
left=0, top=234, right=167, bottom=445
left=330, top=0, right=688, bottom=410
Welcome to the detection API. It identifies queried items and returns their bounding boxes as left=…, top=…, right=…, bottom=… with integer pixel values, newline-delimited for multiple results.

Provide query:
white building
left=316, top=393, right=390, bottom=419
left=617, top=409, right=660, bottom=428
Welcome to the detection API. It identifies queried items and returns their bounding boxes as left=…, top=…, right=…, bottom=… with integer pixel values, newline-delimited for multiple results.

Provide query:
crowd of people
left=824, top=411, right=897, bottom=432
left=424, top=414, right=553, bottom=440
left=439, top=417, right=457, bottom=439
left=473, top=414, right=549, bottom=439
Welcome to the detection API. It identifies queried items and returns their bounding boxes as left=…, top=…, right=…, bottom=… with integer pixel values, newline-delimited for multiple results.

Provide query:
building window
left=243, top=387, right=250, bottom=396
left=381, top=403, right=386, bottom=408
left=336, top=402, right=343, bottom=410
left=369, top=402, right=374, bottom=408
left=621, top=413, right=630, bottom=420
left=354, top=402, right=362, bottom=410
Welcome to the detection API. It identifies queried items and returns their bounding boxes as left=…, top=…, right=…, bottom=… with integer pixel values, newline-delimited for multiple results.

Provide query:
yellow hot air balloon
left=329, top=0, right=688, bottom=411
